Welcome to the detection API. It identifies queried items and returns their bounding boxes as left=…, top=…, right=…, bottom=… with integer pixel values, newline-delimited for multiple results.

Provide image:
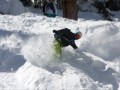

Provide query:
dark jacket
left=43, top=1, right=56, bottom=15
left=53, top=28, right=78, bottom=49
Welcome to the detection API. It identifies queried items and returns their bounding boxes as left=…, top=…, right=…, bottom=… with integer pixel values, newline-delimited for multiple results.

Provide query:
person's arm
left=70, top=41, right=78, bottom=49
left=62, top=37, right=78, bottom=49
left=57, top=28, right=71, bottom=35
left=53, top=29, right=65, bottom=36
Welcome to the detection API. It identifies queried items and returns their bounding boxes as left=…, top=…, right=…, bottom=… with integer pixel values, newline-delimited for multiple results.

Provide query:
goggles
left=75, top=34, right=80, bottom=39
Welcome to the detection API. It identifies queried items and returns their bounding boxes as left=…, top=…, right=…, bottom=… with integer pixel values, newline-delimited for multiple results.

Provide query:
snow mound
left=78, top=21, right=120, bottom=61
left=16, top=62, right=103, bottom=90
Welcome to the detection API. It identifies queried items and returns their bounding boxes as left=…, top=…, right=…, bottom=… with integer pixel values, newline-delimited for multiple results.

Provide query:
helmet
left=75, top=31, right=82, bottom=40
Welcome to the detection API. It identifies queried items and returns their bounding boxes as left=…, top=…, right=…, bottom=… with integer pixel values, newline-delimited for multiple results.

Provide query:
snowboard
left=52, top=39, right=62, bottom=59
left=45, top=13, right=56, bottom=17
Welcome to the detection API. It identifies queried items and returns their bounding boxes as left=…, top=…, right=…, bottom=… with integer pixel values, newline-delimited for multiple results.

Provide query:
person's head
left=75, top=31, right=82, bottom=40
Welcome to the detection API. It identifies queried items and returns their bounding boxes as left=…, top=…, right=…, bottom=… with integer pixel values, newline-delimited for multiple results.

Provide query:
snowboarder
left=53, top=28, right=82, bottom=58
left=43, top=0, right=57, bottom=17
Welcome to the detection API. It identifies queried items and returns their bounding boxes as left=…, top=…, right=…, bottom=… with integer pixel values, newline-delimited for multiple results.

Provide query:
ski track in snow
left=0, top=13, right=120, bottom=90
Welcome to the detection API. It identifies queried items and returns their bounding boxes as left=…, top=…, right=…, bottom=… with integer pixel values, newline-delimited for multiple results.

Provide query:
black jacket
left=53, top=28, right=78, bottom=49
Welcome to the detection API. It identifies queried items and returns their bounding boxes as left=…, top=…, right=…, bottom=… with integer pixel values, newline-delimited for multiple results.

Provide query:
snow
left=0, top=73, right=27, bottom=89
left=0, top=0, right=120, bottom=90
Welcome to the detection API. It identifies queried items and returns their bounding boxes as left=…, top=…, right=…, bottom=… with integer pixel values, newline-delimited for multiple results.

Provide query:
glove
left=53, top=30, right=56, bottom=33
left=53, top=30, right=58, bottom=34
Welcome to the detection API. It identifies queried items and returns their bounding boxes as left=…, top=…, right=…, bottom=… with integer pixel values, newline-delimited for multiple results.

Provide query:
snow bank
left=79, top=21, right=120, bottom=61
left=0, top=0, right=25, bottom=15
left=16, top=62, right=105, bottom=90
left=0, top=30, right=25, bottom=72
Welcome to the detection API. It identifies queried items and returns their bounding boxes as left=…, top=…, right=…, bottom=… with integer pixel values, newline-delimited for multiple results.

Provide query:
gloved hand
left=53, top=30, right=58, bottom=34
left=53, top=30, right=56, bottom=33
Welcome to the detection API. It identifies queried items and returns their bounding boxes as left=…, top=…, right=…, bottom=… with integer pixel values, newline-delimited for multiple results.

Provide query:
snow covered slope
left=0, top=12, right=120, bottom=90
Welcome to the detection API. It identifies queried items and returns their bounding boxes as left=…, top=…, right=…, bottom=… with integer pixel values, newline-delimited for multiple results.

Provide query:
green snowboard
left=53, top=39, right=62, bottom=59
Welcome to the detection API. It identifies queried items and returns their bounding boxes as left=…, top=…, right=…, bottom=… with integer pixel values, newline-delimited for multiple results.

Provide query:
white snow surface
left=0, top=1, right=120, bottom=89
